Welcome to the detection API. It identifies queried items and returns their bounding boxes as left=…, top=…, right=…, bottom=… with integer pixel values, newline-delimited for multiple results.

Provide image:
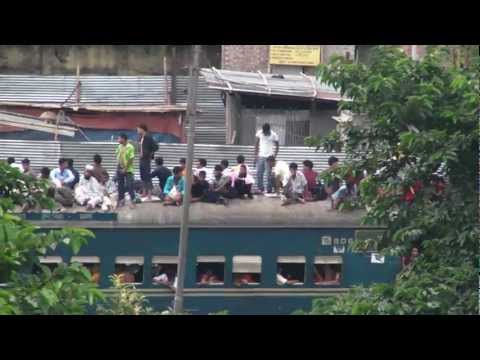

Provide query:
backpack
left=150, top=139, right=159, bottom=159
left=152, top=140, right=159, bottom=153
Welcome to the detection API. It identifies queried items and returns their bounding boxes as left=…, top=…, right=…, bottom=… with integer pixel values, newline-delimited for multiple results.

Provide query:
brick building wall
left=221, top=45, right=355, bottom=73
left=222, top=45, right=270, bottom=72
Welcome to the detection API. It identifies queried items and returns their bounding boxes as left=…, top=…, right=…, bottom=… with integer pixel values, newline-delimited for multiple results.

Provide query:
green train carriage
left=22, top=199, right=400, bottom=315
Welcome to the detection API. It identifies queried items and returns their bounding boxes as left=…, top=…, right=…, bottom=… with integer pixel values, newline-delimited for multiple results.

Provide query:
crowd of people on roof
left=2, top=121, right=447, bottom=213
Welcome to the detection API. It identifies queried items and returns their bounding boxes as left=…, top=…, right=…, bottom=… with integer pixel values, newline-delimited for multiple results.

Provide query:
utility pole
left=173, top=45, right=201, bottom=314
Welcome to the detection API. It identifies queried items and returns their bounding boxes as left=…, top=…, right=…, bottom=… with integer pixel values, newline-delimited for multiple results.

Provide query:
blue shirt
left=163, top=176, right=185, bottom=195
left=50, top=167, right=75, bottom=185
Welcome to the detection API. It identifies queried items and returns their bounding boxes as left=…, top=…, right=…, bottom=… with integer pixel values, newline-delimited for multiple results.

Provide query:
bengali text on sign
left=269, top=45, right=321, bottom=66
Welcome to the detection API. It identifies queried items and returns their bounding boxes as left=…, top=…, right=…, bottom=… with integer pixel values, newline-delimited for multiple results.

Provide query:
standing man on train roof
left=254, top=123, right=279, bottom=195
left=116, top=133, right=136, bottom=209
left=137, top=124, right=158, bottom=202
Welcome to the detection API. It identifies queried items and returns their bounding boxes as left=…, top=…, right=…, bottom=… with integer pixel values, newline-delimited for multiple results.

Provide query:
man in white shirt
left=75, top=165, right=112, bottom=211
left=254, top=123, right=279, bottom=194
left=7, top=157, right=23, bottom=171
left=266, top=156, right=290, bottom=195
left=193, top=158, right=212, bottom=181
left=282, top=162, right=307, bottom=206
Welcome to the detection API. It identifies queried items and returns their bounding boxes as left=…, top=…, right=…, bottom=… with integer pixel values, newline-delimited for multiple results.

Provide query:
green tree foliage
left=96, top=275, right=158, bottom=315
left=0, top=161, right=104, bottom=314
left=302, top=45, right=479, bottom=315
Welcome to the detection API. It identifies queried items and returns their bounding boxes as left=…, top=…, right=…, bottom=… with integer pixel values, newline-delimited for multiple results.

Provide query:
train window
left=314, top=256, right=342, bottom=286
left=152, top=256, right=178, bottom=287
left=34, top=256, right=63, bottom=274
left=196, top=256, right=225, bottom=285
left=114, top=257, right=144, bottom=284
left=277, top=256, right=305, bottom=286
left=71, top=256, right=101, bottom=284
left=232, top=256, right=262, bottom=286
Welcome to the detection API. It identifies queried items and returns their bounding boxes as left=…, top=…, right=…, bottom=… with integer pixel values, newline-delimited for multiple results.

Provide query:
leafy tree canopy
left=301, top=45, right=479, bottom=315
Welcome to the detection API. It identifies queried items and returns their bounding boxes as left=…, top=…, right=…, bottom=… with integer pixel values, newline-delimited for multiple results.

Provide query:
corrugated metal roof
left=0, top=75, right=227, bottom=144
left=0, top=75, right=172, bottom=107
left=200, top=68, right=346, bottom=102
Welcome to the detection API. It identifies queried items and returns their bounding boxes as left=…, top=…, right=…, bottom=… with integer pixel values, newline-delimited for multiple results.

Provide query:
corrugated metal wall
left=0, top=75, right=227, bottom=144
left=0, top=140, right=345, bottom=190
left=175, top=76, right=226, bottom=144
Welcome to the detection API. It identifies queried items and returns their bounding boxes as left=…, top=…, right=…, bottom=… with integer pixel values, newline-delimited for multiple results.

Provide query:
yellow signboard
left=269, top=45, right=321, bottom=66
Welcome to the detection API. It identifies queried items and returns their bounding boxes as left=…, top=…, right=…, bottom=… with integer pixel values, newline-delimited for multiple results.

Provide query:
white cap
left=85, top=164, right=94, bottom=171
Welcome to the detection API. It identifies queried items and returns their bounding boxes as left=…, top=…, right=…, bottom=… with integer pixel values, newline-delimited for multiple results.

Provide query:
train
left=23, top=199, right=400, bottom=315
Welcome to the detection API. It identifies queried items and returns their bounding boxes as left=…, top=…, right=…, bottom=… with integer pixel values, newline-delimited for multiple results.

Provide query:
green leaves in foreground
left=302, top=45, right=479, bottom=315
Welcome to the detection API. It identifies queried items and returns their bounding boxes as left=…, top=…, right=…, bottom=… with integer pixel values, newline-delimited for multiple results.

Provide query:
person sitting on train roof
left=266, top=156, right=290, bottom=196
left=198, top=270, right=223, bottom=285
left=92, top=153, right=110, bottom=186
left=194, top=158, right=212, bottom=181
left=163, top=166, right=185, bottom=206
left=50, top=158, right=75, bottom=208
left=281, top=163, right=307, bottom=206
left=67, top=158, right=80, bottom=190
left=323, top=156, right=341, bottom=198
left=37, top=166, right=52, bottom=188
left=19, top=160, right=42, bottom=212
left=232, top=164, right=254, bottom=199
left=191, top=171, right=209, bottom=203
left=7, top=157, right=22, bottom=171
left=331, top=169, right=362, bottom=210
left=179, top=158, right=187, bottom=177
left=21, top=158, right=36, bottom=178
left=220, top=159, right=234, bottom=178
left=302, top=160, right=326, bottom=201
left=39, top=167, right=55, bottom=196
left=50, top=158, right=75, bottom=189
left=150, top=157, right=172, bottom=199
left=75, top=164, right=112, bottom=211
left=232, top=154, right=251, bottom=174
left=203, top=165, right=238, bottom=206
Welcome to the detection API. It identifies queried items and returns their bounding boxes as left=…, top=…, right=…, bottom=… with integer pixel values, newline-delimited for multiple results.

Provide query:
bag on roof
left=152, top=140, right=159, bottom=153
left=151, top=139, right=159, bottom=159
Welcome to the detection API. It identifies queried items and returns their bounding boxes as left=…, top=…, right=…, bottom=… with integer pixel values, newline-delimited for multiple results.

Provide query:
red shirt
left=302, top=169, right=318, bottom=190
left=402, top=180, right=423, bottom=202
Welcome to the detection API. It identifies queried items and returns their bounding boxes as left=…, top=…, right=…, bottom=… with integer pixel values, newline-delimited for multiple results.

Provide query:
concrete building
left=222, top=45, right=355, bottom=75
left=355, top=45, right=428, bottom=64
left=0, top=45, right=222, bottom=75
left=201, top=68, right=346, bottom=146
left=0, top=45, right=356, bottom=146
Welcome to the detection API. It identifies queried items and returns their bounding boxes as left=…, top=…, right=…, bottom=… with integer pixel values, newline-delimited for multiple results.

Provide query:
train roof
left=21, top=197, right=367, bottom=229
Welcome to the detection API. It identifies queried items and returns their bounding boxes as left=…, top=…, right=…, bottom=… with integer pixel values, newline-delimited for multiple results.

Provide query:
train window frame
left=276, top=256, right=306, bottom=286
left=313, top=256, right=343, bottom=286
left=114, top=256, right=144, bottom=285
left=196, top=256, right=226, bottom=286
left=232, top=255, right=262, bottom=287
left=35, top=256, right=63, bottom=274
left=71, top=256, right=101, bottom=284
left=152, top=256, right=178, bottom=288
